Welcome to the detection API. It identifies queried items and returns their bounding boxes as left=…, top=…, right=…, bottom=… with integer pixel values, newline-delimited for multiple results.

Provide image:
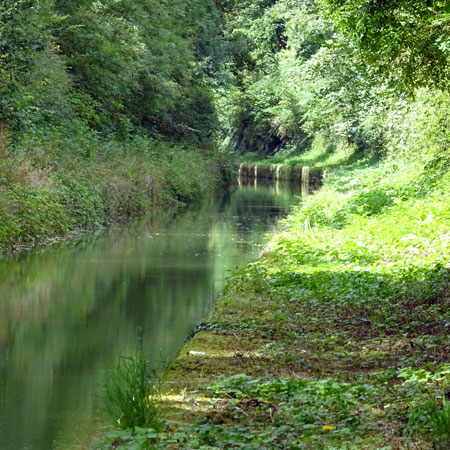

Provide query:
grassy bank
left=95, top=137, right=450, bottom=448
left=0, top=133, right=229, bottom=252
left=240, top=135, right=358, bottom=169
left=156, top=148, right=450, bottom=448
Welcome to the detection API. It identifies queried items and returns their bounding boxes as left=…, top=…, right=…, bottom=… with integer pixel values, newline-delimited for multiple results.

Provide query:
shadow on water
left=0, top=180, right=302, bottom=450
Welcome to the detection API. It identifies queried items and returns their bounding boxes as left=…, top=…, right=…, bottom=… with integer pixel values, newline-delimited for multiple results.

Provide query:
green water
left=0, top=181, right=301, bottom=450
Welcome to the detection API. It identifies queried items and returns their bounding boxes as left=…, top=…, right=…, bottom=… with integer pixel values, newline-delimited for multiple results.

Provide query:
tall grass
left=0, top=135, right=226, bottom=252
left=431, top=398, right=450, bottom=447
left=104, top=335, right=162, bottom=430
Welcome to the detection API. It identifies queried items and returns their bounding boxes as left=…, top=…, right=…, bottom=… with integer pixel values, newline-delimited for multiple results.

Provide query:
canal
left=0, top=180, right=302, bottom=449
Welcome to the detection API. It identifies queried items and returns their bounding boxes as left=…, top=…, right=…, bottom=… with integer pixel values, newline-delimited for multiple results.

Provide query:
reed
left=104, top=332, right=162, bottom=430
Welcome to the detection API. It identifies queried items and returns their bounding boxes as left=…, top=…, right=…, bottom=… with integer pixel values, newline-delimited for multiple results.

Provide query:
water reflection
left=0, top=181, right=301, bottom=450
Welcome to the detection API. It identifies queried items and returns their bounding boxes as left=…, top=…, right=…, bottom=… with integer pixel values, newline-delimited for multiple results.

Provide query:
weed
left=104, top=332, right=163, bottom=431
left=431, top=398, right=450, bottom=446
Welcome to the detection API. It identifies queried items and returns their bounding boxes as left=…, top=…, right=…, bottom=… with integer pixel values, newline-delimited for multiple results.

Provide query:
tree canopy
left=1, top=0, right=450, bottom=157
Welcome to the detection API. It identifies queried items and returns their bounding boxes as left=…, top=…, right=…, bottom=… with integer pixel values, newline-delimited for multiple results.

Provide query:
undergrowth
left=0, top=132, right=230, bottom=252
left=240, top=135, right=358, bottom=169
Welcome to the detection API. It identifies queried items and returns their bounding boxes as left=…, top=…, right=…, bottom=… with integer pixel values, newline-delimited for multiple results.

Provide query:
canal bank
left=100, top=155, right=450, bottom=449
left=0, top=140, right=230, bottom=253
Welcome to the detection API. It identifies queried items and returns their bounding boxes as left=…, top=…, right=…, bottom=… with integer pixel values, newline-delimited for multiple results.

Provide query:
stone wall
left=238, top=163, right=323, bottom=192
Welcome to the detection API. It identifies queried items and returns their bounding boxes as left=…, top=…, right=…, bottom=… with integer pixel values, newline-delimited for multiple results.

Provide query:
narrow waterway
left=0, top=180, right=302, bottom=450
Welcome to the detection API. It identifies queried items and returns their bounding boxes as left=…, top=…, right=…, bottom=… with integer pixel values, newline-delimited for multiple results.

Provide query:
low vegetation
left=0, top=133, right=226, bottom=252
left=103, top=331, right=164, bottom=432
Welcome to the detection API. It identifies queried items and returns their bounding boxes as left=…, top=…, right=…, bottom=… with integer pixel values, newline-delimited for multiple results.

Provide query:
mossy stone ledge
left=238, top=163, right=323, bottom=191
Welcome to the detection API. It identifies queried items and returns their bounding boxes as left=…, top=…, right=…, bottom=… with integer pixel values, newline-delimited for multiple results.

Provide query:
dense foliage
left=0, top=0, right=232, bottom=248
left=213, top=0, right=380, bottom=155
left=321, top=0, right=450, bottom=90
left=0, top=137, right=223, bottom=251
left=215, top=0, right=450, bottom=159
left=0, top=0, right=224, bottom=141
left=3, top=0, right=450, bottom=158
